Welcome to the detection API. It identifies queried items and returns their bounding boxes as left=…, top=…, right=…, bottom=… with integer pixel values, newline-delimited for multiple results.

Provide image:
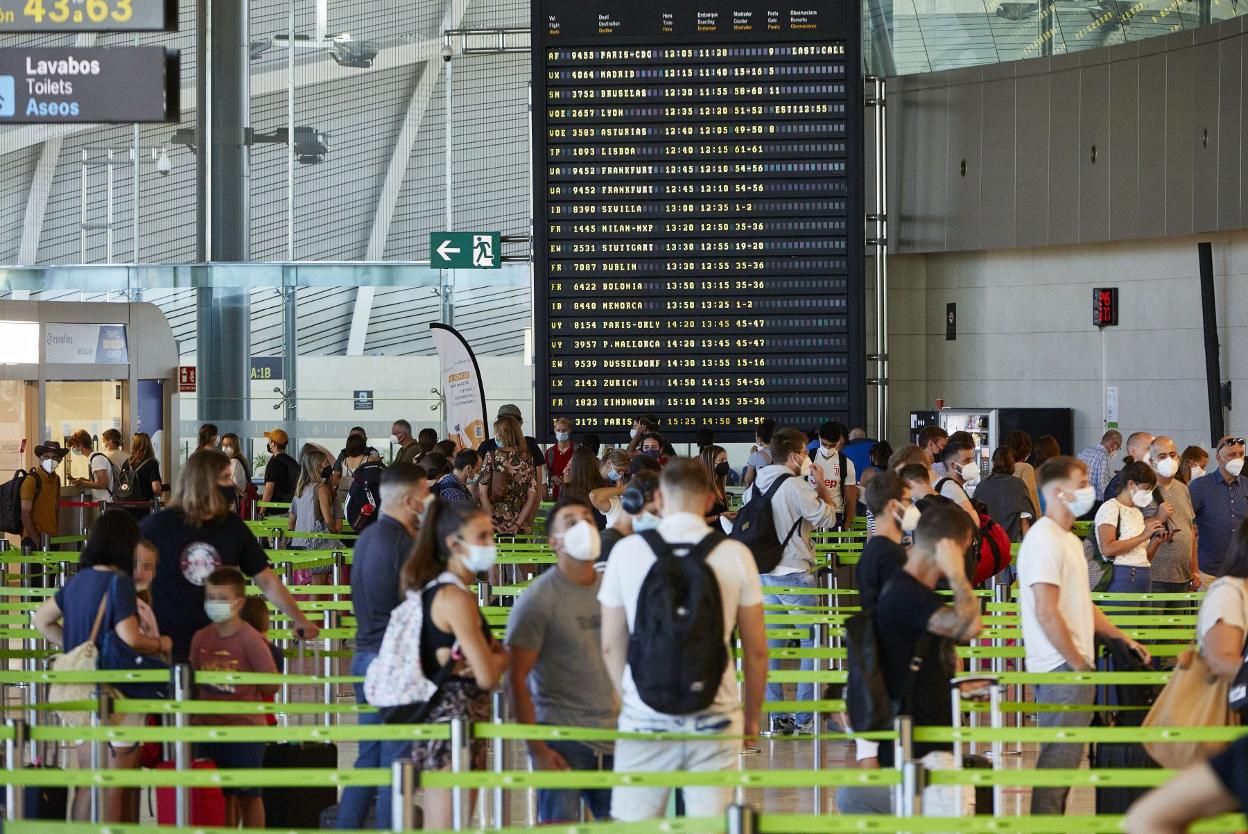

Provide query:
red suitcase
left=155, top=759, right=226, bottom=826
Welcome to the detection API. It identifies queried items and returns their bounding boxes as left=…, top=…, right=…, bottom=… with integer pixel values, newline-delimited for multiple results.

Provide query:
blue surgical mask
left=633, top=511, right=661, bottom=532
left=555, top=431, right=570, bottom=443
left=607, top=469, right=622, bottom=482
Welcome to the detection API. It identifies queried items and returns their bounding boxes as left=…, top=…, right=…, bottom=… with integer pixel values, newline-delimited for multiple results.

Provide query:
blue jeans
left=759, top=571, right=816, bottom=724
left=536, top=740, right=613, bottom=823
left=1030, top=663, right=1095, bottom=814
left=1105, top=565, right=1151, bottom=608
left=337, top=650, right=409, bottom=829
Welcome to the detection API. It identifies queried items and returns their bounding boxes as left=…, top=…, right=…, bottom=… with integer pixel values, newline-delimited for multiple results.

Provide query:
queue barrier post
left=491, top=689, right=508, bottom=829
left=391, top=759, right=417, bottom=833
left=89, top=684, right=111, bottom=822
left=5, top=718, right=26, bottom=821
left=172, top=663, right=193, bottom=827
left=725, top=802, right=757, bottom=834
left=450, top=715, right=471, bottom=831
left=990, top=683, right=1004, bottom=817
left=811, top=621, right=825, bottom=813
left=900, top=758, right=924, bottom=818
left=892, top=714, right=913, bottom=815
left=322, top=609, right=334, bottom=727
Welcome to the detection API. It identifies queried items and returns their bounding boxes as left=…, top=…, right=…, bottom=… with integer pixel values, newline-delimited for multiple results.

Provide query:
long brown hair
left=561, top=446, right=606, bottom=504
left=171, top=449, right=231, bottom=524
left=129, top=432, right=155, bottom=469
left=699, top=444, right=728, bottom=502
left=400, top=500, right=487, bottom=594
left=220, top=432, right=251, bottom=480
left=493, top=416, right=524, bottom=450
left=1178, top=445, right=1209, bottom=484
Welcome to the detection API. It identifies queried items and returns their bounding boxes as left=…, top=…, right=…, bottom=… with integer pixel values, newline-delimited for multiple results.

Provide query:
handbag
left=95, top=574, right=169, bottom=698
left=1142, top=643, right=1236, bottom=768
left=1083, top=512, right=1120, bottom=592
left=47, top=585, right=110, bottom=727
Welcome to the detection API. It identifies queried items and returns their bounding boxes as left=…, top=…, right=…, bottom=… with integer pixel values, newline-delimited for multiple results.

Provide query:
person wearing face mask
left=390, top=419, right=421, bottom=466
left=188, top=567, right=279, bottom=828
left=624, top=415, right=659, bottom=455
left=1018, top=455, right=1150, bottom=815
left=260, top=428, right=299, bottom=513
left=810, top=421, right=858, bottom=530
left=402, top=501, right=510, bottom=830
left=741, top=428, right=838, bottom=735
left=918, top=425, right=949, bottom=481
left=699, top=445, right=736, bottom=527
left=588, top=450, right=636, bottom=529
left=1190, top=435, right=1248, bottom=586
left=934, top=437, right=982, bottom=526
left=1077, top=429, right=1123, bottom=504
left=506, top=500, right=618, bottom=823
left=600, top=471, right=660, bottom=562
left=1148, top=437, right=1200, bottom=607
left=20, top=440, right=67, bottom=548
left=287, top=445, right=342, bottom=592
left=1094, top=460, right=1167, bottom=605
left=431, top=449, right=480, bottom=506
left=338, top=463, right=431, bottom=829
left=141, top=450, right=318, bottom=663
left=1105, top=431, right=1156, bottom=501
left=117, top=432, right=163, bottom=520
left=1178, top=445, right=1210, bottom=484
left=545, top=418, right=576, bottom=500
left=638, top=433, right=666, bottom=465
left=741, top=419, right=776, bottom=490
left=219, top=433, right=252, bottom=508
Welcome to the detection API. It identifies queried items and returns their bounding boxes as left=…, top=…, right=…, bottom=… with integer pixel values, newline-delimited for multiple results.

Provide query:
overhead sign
left=250, top=356, right=283, bottom=381
left=44, top=323, right=128, bottom=364
left=0, top=0, right=177, bottom=32
left=178, top=366, right=196, bottom=393
left=431, top=231, right=501, bottom=269
left=353, top=390, right=374, bottom=411
left=532, top=0, right=865, bottom=440
left=0, top=47, right=179, bottom=123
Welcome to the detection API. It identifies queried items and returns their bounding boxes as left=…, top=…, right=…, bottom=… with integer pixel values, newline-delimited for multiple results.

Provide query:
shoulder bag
left=47, top=583, right=111, bottom=727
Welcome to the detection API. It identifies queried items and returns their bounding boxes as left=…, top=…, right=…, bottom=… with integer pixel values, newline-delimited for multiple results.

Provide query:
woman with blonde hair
left=288, top=444, right=341, bottom=588
left=114, top=432, right=164, bottom=518
left=478, top=416, right=541, bottom=535
left=138, top=449, right=319, bottom=662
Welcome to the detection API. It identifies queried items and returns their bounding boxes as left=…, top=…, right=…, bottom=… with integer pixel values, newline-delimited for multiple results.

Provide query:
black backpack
left=627, top=529, right=728, bottom=715
left=114, top=460, right=144, bottom=502
left=845, top=605, right=933, bottom=732
left=346, top=460, right=386, bottom=532
left=730, top=474, right=801, bottom=573
left=0, top=470, right=38, bottom=535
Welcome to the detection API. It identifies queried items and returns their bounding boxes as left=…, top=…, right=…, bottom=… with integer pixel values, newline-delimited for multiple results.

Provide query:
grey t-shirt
left=1152, top=479, right=1196, bottom=584
left=505, top=566, right=618, bottom=750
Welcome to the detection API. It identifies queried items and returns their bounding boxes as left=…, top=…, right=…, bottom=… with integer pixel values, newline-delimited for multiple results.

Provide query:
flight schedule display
left=532, top=0, right=864, bottom=440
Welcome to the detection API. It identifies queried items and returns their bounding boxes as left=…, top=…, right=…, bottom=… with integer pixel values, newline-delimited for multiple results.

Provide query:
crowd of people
left=23, top=408, right=1248, bottom=828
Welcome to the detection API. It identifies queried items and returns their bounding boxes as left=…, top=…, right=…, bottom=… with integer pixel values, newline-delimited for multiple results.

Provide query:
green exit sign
left=430, top=231, right=500, bottom=269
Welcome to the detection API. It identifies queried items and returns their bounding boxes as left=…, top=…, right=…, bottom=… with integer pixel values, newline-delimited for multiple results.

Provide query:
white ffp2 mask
left=562, top=519, right=601, bottom=562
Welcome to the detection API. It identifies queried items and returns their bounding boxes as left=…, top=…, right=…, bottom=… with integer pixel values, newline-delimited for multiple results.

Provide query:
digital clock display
left=532, top=0, right=864, bottom=440
left=1095, top=287, right=1118, bottom=328
left=0, top=0, right=175, bottom=31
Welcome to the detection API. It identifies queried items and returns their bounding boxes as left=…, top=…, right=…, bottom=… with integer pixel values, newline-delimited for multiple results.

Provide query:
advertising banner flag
left=429, top=323, right=489, bottom=451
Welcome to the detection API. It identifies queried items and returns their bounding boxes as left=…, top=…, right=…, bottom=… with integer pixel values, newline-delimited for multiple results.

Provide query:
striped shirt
left=1077, top=445, right=1112, bottom=501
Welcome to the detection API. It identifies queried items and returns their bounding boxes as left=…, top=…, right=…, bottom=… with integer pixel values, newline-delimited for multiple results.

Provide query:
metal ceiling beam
left=346, top=0, right=469, bottom=356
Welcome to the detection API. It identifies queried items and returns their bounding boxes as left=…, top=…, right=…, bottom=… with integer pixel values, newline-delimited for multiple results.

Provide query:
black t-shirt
left=1211, top=735, right=1248, bottom=811
left=857, top=536, right=908, bottom=609
left=123, top=457, right=162, bottom=501
left=264, top=452, right=299, bottom=504
left=350, top=515, right=414, bottom=654
left=477, top=436, right=545, bottom=470
left=874, top=571, right=954, bottom=766
left=141, top=509, right=271, bottom=663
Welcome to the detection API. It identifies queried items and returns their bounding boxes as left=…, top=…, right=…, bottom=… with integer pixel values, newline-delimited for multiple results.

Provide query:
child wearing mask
left=189, top=567, right=279, bottom=828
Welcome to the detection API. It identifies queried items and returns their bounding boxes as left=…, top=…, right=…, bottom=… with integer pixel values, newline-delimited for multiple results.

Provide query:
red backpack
left=972, top=507, right=1013, bottom=585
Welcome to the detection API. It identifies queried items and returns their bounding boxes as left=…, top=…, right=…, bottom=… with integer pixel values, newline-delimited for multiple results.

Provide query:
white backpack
left=364, top=572, right=463, bottom=708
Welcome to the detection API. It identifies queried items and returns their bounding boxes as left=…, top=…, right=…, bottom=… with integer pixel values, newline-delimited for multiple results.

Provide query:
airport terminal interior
left=6, top=0, right=1248, bottom=831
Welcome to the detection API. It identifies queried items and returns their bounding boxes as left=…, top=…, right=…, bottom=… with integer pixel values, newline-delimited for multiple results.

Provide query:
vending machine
left=935, top=407, right=1074, bottom=469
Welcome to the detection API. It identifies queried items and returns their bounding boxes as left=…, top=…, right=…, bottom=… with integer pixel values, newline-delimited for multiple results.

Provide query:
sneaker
left=793, top=719, right=815, bottom=735
left=764, top=716, right=796, bottom=736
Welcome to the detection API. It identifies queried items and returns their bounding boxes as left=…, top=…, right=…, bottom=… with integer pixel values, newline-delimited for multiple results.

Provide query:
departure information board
left=532, top=0, right=864, bottom=441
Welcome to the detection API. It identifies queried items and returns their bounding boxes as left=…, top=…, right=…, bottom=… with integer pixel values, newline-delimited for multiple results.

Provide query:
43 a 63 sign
left=0, top=0, right=175, bottom=31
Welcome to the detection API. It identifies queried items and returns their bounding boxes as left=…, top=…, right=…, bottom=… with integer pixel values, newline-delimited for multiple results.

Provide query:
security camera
left=155, top=148, right=172, bottom=176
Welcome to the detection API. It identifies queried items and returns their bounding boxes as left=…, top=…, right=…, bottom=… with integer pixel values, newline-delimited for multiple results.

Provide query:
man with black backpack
left=739, top=427, right=838, bottom=735
left=598, top=458, right=767, bottom=822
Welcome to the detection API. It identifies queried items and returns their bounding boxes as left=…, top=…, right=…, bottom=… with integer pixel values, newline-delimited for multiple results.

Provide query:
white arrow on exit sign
left=436, top=239, right=461, bottom=261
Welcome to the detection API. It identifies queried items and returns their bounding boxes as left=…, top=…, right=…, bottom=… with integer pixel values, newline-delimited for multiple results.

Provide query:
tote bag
left=47, top=588, right=110, bottom=727
left=1142, top=644, right=1237, bottom=768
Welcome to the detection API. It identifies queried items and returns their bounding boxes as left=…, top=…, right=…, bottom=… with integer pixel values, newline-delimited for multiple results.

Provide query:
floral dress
left=481, top=448, right=536, bottom=534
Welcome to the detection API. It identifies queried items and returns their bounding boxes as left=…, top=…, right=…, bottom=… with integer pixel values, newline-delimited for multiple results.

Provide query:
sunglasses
left=1220, top=437, right=1246, bottom=450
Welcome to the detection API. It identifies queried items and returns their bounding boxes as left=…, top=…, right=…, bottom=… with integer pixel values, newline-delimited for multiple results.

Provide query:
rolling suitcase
left=261, top=741, right=339, bottom=827
left=155, top=759, right=226, bottom=825
left=1092, top=741, right=1158, bottom=813
left=22, top=766, right=68, bottom=820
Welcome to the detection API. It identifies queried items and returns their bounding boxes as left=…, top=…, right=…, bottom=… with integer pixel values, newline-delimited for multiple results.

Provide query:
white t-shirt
left=812, top=448, right=856, bottom=513
left=598, top=511, right=763, bottom=726
left=88, top=452, right=114, bottom=502
left=1198, top=576, right=1248, bottom=652
left=1094, top=499, right=1149, bottom=568
left=1017, top=517, right=1096, bottom=673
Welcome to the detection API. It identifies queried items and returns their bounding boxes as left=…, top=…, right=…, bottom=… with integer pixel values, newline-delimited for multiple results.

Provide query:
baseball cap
left=264, top=428, right=289, bottom=446
left=497, top=404, right=523, bottom=421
